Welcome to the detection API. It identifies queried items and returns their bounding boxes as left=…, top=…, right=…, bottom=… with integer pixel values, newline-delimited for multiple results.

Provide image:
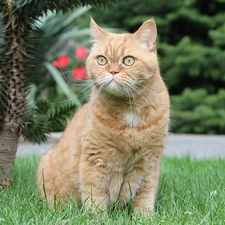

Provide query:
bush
left=171, top=89, right=225, bottom=134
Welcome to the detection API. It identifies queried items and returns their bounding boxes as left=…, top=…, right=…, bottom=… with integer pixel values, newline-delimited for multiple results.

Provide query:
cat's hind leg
left=37, top=156, right=59, bottom=202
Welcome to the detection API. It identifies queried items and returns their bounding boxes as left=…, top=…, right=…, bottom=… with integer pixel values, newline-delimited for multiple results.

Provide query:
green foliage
left=159, top=38, right=225, bottom=94
left=0, top=0, right=128, bottom=17
left=0, top=74, right=3, bottom=127
left=0, top=13, right=3, bottom=67
left=171, top=89, right=225, bottom=134
left=20, top=7, right=93, bottom=143
left=22, top=100, right=78, bottom=144
left=0, top=73, right=3, bottom=83
left=90, top=0, right=225, bottom=134
left=27, top=7, right=91, bottom=103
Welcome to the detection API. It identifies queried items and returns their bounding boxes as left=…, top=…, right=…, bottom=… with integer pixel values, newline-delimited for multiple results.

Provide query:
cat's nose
left=109, top=71, right=119, bottom=76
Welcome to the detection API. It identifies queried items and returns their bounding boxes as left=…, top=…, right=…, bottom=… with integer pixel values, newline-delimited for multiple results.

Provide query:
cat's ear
left=90, top=17, right=107, bottom=41
left=134, top=18, right=157, bottom=50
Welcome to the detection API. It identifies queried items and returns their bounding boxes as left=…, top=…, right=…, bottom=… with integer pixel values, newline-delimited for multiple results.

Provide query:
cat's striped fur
left=37, top=18, right=170, bottom=215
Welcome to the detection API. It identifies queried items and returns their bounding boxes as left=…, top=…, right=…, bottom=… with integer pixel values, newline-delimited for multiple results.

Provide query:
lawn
left=0, top=156, right=224, bottom=225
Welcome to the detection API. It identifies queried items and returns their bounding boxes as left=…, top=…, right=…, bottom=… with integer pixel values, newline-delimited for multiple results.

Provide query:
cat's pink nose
left=110, top=71, right=119, bottom=76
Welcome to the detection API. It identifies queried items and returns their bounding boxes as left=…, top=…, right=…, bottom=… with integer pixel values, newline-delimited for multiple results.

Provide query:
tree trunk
left=0, top=6, right=28, bottom=186
left=0, top=124, right=19, bottom=186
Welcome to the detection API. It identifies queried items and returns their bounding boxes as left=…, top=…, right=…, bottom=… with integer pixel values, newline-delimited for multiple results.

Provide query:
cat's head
left=86, top=18, right=159, bottom=97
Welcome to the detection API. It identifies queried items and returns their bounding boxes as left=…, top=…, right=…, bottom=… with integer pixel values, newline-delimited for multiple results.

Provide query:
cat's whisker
left=136, top=82, right=156, bottom=94
left=135, top=86, right=157, bottom=108
left=52, top=80, right=92, bottom=106
left=119, top=80, right=141, bottom=112
left=124, top=81, right=156, bottom=108
left=123, top=85, right=134, bottom=115
left=122, top=83, right=140, bottom=117
left=122, top=75, right=154, bottom=95
left=51, top=95, right=83, bottom=105
left=59, top=68, right=91, bottom=87
left=96, top=75, right=110, bottom=87
left=128, top=89, right=141, bottom=118
left=84, top=84, right=103, bottom=119
left=126, top=83, right=153, bottom=108
left=76, top=88, right=91, bottom=105
left=44, top=67, right=93, bottom=106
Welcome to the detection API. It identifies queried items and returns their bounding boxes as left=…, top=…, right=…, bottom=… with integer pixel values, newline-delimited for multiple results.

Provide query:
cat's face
left=86, top=18, right=158, bottom=97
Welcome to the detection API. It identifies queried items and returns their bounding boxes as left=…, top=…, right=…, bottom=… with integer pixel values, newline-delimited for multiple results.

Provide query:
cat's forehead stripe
left=104, top=36, right=128, bottom=58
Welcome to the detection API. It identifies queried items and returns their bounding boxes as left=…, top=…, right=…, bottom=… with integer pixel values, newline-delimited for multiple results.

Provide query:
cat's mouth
left=107, top=78, right=121, bottom=90
left=102, top=76, right=127, bottom=96
left=108, top=77, right=118, bottom=85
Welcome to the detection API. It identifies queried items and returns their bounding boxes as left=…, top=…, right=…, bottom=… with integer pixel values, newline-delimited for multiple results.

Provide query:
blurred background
left=29, top=0, right=225, bottom=136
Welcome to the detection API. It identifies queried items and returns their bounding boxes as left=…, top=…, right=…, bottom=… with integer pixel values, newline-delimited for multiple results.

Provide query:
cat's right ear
left=90, top=17, right=107, bottom=42
left=134, top=18, right=157, bottom=50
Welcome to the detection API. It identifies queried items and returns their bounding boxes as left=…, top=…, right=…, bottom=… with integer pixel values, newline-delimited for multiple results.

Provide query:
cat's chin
left=103, top=88, right=127, bottom=97
left=101, top=85, right=127, bottom=97
left=96, top=79, right=126, bottom=97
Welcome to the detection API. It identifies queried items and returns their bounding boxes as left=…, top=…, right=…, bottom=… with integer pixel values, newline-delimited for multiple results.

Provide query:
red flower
left=72, top=66, right=88, bottom=80
left=52, top=55, right=70, bottom=68
left=75, top=46, right=88, bottom=60
left=52, top=60, right=60, bottom=67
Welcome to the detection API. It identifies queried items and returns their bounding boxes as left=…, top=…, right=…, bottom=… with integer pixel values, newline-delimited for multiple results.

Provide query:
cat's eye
left=97, top=56, right=108, bottom=66
left=123, top=56, right=135, bottom=66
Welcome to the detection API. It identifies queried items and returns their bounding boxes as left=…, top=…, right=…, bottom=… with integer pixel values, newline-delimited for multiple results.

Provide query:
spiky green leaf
left=22, top=100, right=78, bottom=144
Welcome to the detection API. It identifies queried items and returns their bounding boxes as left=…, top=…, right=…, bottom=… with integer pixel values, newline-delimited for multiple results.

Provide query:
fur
left=37, top=18, right=170, bottom=215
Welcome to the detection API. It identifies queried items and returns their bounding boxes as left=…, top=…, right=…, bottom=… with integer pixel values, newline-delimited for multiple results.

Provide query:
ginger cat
left=37, top=18, right=170, bottom=215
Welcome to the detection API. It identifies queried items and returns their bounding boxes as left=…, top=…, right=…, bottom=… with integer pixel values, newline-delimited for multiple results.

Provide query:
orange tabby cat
left=37, top=18, right=170, bottom=215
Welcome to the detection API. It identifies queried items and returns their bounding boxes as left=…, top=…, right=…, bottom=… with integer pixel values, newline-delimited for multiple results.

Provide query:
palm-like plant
left=0, top=0, right=126, bottom=186
left=22, top=7, right=92, bottom=144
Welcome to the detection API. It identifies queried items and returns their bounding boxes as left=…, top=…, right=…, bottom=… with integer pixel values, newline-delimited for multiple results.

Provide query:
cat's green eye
left=123, top=56, right=135, bottom=66
left=97, top=56, right=108, bottom=66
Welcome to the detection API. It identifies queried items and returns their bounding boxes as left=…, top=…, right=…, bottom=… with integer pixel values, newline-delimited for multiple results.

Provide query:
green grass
left=0, top=156, right=225, bottom=225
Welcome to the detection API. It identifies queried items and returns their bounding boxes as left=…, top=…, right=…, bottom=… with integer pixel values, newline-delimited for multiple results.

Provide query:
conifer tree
left=0, top=0, right=125, bottom=186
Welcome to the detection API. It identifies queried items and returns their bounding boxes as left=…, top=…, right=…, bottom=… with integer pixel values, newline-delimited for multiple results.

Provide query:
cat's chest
left=124, top=112, right=139, bottom=127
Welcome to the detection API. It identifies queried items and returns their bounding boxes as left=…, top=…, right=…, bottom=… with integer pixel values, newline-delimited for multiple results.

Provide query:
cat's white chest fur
left=124, top=112, right=139, bottom=127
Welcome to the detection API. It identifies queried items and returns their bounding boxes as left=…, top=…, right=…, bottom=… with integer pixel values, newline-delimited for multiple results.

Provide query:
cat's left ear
left=90, top=17, right=107, bottom=42
left=134, top=18, right=157, bottom=50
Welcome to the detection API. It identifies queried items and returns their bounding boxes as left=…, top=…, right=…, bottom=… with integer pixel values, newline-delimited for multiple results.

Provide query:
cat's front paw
left=82, top=192, right=109, bottom=212
left=133, top=204, right=154, bottom=217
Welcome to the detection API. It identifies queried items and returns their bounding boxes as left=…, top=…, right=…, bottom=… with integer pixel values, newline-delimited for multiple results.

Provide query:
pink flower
left=75, top=46, right=88, bottom=60
left=72, top=66, right=88, bottom=80
left=52, top=55, right=70, bottom=68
